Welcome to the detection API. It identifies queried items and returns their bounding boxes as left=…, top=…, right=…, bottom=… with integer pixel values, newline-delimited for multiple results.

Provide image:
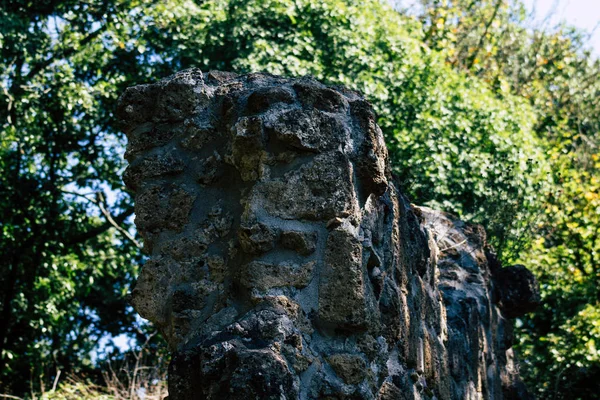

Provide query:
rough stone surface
left=118, top=69, right=539, bottom=399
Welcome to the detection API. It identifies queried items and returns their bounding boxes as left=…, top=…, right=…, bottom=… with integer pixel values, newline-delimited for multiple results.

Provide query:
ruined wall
left=117, top=70, right=540, bottom=400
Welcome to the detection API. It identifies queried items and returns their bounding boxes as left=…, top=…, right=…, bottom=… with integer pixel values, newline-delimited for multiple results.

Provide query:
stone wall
left=117, top=70, right=540, bottom=400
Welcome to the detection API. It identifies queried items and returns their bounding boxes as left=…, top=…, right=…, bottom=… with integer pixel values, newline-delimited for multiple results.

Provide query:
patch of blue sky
left=391, top=0, right=599, bottom=55
left=523, top=0, right=599, bottom=55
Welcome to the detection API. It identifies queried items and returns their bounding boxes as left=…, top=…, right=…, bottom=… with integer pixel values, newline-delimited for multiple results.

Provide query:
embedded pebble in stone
left=280, top=229, right=317, bottom=256
left=327, top=353, right=367, bottom=385
left=238, top=222, right=277, bottom=254
left=240, top=260, right=315, bottom=292
left=123, top=152, right=185, bottom=191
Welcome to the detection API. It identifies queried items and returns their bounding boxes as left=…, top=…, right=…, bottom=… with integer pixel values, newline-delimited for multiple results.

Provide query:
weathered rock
left=240, top=260, right=315, bottom=292
left=238, top=222, right=277, bottom=254
left=494, top=264, right=541, bottom=319
left=119, top=69, right=538, bottom=399
left=327, top=354, right=368, bottom=385
left=319, top=224, right=369, bottom=329
left=280, top=229, right=317, bottom=256
left=416, top=207, right=538, bottom=399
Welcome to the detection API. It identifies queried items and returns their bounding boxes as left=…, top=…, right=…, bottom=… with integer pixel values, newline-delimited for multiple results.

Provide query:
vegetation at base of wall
left=12, top=347, right=167, bottom=400
left=1, top=0, right=598, bottom=398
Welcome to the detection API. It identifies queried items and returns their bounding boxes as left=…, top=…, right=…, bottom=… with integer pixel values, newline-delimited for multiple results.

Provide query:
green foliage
left=404, top=1, right=600, bottom=397
left=386, top=62, right=550, bottom=259
left=151, top=0, right=548, bottom=259
left=516, top=154, right=600, bottom=399
left=0, top=0, right=158, bottom=394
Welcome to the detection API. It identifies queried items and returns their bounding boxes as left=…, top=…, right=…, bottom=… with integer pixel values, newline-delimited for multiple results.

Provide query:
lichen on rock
left=118, top=69, right=538, bottom=400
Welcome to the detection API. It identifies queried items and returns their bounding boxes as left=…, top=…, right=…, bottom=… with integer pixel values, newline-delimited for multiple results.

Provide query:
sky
left=394, top=0, right=600, bottom=55
left=523, top=0, right=600, bottom=54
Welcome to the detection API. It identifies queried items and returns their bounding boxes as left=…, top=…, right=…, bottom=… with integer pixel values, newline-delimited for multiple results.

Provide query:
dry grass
left=4, top=334, right=168, bottom=400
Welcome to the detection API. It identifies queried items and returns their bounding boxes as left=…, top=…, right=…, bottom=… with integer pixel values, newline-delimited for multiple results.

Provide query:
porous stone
left=240, top=260, right=315, bottom=292
left=280, top=229, right=317, bottom=256
left=327, top=354, right=368, bottom=385
left=319, top=224, right=368, bottom=329
left=134, top=185, right=195, bottom=235
left=238, top=222, right=277, bottom=254
left=119, top=69, right=539, bottom=399
left=123, top=152, right=185, bottom=191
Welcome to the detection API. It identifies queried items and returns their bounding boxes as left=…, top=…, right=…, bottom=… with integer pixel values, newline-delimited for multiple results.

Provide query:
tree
left=517, top=155, right=600, bottom=399
left=146, top=0, right=549, bottom=258
left=0, top=0, right=158, bottom=394
left=405, top=0, right=600, bottom=397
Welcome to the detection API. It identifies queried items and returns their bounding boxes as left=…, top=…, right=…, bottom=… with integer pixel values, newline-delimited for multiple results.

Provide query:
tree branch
left=466, top=0, right=503, bottom=70
left=24, top=22, right=108, bottom=82
left=96, top=192, right=142, bottom=249
left=65, top=206, right=136, bottom=246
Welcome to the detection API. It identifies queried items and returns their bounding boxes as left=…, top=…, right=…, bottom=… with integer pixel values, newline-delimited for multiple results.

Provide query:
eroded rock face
left=118, top=69, right=537, bottom=400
